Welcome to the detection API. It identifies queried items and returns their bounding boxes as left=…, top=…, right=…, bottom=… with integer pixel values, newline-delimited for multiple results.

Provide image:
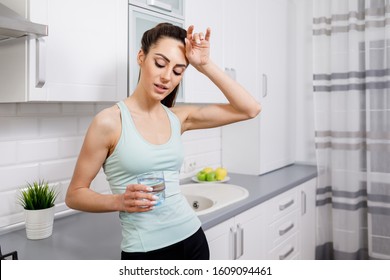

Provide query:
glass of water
left=137, top=171, right=165, bottom=206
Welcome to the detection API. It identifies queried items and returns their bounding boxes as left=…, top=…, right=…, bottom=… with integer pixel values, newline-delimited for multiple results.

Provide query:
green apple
left=206, top=171, right=216, bottom=181
left=197, top=171, right=207, bottom=181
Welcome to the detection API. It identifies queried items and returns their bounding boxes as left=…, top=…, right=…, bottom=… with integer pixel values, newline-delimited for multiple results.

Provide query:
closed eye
left=155, top=61, right=165, bottom=68
left=173, top=69, right=184, bottom=76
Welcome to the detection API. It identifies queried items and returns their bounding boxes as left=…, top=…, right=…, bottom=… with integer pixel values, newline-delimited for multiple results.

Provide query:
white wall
left=0, top=102, right=221, bottom=232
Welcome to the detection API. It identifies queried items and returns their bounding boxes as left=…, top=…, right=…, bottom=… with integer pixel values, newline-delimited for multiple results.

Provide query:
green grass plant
left=18, top=180, right=58, bottom=210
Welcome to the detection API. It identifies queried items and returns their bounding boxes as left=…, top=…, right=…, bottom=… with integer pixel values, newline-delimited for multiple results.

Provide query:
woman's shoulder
left=91, top=104, right=121, bottom=136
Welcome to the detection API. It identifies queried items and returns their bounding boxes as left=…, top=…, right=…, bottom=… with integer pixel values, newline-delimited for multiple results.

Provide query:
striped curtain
left=313, top=0, right=390, bottom=259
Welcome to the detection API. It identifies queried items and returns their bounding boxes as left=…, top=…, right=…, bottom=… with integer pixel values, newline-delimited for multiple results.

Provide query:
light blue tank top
left=103, top=101, right=201, bottom=252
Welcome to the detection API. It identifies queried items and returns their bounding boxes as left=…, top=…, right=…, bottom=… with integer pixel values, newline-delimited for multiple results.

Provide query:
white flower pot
left=24, top=206, right=55, bottom=240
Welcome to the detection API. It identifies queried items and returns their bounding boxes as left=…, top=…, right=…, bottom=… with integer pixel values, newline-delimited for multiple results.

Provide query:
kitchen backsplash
left=0, top=102, right=221, bottom=231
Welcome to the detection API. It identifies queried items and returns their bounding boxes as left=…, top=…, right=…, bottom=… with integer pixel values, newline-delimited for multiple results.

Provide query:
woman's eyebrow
left=155, top=53, right=187, bottom=68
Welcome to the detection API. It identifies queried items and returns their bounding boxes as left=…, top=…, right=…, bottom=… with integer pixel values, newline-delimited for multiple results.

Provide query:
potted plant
left=18, top=180, right=59, bottom=240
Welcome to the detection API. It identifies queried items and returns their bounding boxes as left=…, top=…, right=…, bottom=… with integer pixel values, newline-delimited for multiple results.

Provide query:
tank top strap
left=162, top=104, right=182, bottom=136
left=116, top=101, right=133, bottom=136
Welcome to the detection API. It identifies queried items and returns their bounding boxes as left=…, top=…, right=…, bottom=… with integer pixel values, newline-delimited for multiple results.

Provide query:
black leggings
left=121, top=227, right=210, bottom=260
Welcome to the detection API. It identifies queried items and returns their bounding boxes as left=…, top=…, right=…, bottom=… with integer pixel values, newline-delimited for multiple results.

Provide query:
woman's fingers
left=187, top=25, right=195, bottom=40
left=187, top=25, right=211, bottom=45
left=204, top=27, right=211, bottom=41
left=122, top=184, right=157, bottom=212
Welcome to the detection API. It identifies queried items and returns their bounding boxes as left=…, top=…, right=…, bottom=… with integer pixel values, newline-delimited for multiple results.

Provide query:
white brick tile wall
left=0, top=104, right=17, bottom=116
left=18, top=139, right=59, bottom=163
left=40, top=117, right=78, bottom=137
left=0, top=141, right=17, bottom=165
left=39, top=158, right=77, bottom=182
left=0, top=117, right=39, bottom=140
left=59, top=137, right=84, bottom=158
left=0, top=103, right=222, bottom=233
left=0, top=164, right=40, bottom=191
left=18, top=103, right=62, bottom=115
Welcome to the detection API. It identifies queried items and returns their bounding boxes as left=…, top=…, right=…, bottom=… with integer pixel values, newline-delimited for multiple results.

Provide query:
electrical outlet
left=183, top=157, right=198, bottom=173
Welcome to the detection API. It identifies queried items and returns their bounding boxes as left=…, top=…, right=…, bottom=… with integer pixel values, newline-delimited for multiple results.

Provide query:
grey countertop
left=0, top=163, right=317, bottom=260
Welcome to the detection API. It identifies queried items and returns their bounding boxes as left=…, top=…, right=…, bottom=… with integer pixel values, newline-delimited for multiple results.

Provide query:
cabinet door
left=205, top=204, right=265, bottom=260
left=0, top=0, right=128, bottom=102
left=299, top=178, right=316, bottom=259
left=235, top=203, right=266, bottom=260
left=257, top=0, right=296, bottom=173
left=204, top=218, right=235, bottom=260
left=184, top=0, right=258, bottom=104
left=222, top=0, right=296, bottom=175
left=183, top=0, right=225, bottom=103
left=35, top=0, right=128, bottom=102
left=223, top=0, right=259, bottom=101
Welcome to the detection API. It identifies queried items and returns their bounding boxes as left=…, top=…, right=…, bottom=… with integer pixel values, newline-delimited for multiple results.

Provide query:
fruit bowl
left=181, top=183, right=249, bottom=216
left=195, top=167, right=228, bottom=183
left=191, top=176, right=230, bottom=183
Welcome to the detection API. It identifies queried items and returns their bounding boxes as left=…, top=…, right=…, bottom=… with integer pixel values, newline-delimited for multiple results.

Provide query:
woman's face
left=137, top=37, right=187, bottom=101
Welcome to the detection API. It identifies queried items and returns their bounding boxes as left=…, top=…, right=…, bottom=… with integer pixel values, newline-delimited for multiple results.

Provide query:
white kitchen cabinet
left=222, top=0, right=296, bottom=175
left=234, top=203, right=267, bottom=259
left=0, top=0, right=128, bottom=102
left=263, top=177, right=316, bottom=260
left=183, top=0, right=258, bottom=104
left=183, top=0, right=224, bottom=103
left=205, top=203, right=265, bottom=260
left=263, top=186, right=300, bottom=259
left=204, top=177, right=316, bottom=260
left=204, top=217, right=234, bottom=260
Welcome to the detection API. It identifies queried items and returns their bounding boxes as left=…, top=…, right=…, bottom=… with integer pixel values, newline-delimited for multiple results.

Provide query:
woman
left=65, top=23, right=261, bottom=260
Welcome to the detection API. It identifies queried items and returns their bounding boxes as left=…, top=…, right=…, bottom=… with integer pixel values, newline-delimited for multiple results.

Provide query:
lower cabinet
left=205, top=203, right=265, bottom=260
left=204, top=178, right=316, bottom=260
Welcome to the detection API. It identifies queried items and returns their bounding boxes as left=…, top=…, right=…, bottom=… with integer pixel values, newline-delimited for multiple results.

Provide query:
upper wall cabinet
left=222, top=0, right=297, bottom=175
left=0, top=0, right=128, bottom=102
left=183, top=0, right=224, bottom=103
left=183, top=0, right=259, bottom=104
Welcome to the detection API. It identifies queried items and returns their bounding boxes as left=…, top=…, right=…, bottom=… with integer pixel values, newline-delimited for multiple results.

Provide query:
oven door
left=128, top=5, right=185, bottom=101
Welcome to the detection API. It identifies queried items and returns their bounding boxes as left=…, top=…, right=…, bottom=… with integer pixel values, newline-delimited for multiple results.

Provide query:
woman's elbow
left=65, top=190, right=77, bottom=210
left=247, top=102, right=262, bottom=119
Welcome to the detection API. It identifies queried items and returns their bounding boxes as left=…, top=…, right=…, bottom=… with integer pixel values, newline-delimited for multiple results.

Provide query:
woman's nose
left=160, top=69, right=171, bottom=81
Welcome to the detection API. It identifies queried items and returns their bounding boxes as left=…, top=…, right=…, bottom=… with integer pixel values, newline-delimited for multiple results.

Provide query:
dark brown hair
left=140, top=23, right=187, bottom=108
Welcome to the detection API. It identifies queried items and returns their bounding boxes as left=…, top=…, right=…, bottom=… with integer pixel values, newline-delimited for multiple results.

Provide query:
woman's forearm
left=65, top=187, right=123, bottom=213
left=197, top=60, right=261, bottom=118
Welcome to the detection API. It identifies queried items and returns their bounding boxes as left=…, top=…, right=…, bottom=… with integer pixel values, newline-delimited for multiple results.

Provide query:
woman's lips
left=154, top=83, right=169, bottom=94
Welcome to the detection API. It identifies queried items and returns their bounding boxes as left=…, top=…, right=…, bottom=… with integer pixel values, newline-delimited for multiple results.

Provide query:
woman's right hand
left=120, top=184, right=158, bottom=213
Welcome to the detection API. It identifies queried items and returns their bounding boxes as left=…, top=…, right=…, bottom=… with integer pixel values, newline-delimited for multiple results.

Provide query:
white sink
left=181, top=183, right=249, bottom=216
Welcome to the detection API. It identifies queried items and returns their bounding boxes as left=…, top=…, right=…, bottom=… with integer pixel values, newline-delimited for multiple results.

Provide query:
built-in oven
left=128, top=0, right=185, bottom=101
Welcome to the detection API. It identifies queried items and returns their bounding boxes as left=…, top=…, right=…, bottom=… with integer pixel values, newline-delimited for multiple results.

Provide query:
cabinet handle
left=225, top=68, right=236, bottom=80
left=35, top=37, right=46, bottom=88
left=231, top=68, right=236, bottom=81
left=279, top=199, right=294, bottom=211
left=230, top=227, right=237, bottom=260
left=279, top=222, right=294, bottom=236
left=237, top=224, right=244, bottom=259
left=262, top=74, right=268, bottom=97
left=147, top=0, right=172, bottom=11
left=301, top=191, right=307, bottom=215
left=279, top=246, right=294, bottom=260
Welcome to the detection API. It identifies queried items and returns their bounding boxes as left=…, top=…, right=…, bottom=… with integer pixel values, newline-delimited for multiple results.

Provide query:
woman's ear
left=137, top=50, right=145, bottom=65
